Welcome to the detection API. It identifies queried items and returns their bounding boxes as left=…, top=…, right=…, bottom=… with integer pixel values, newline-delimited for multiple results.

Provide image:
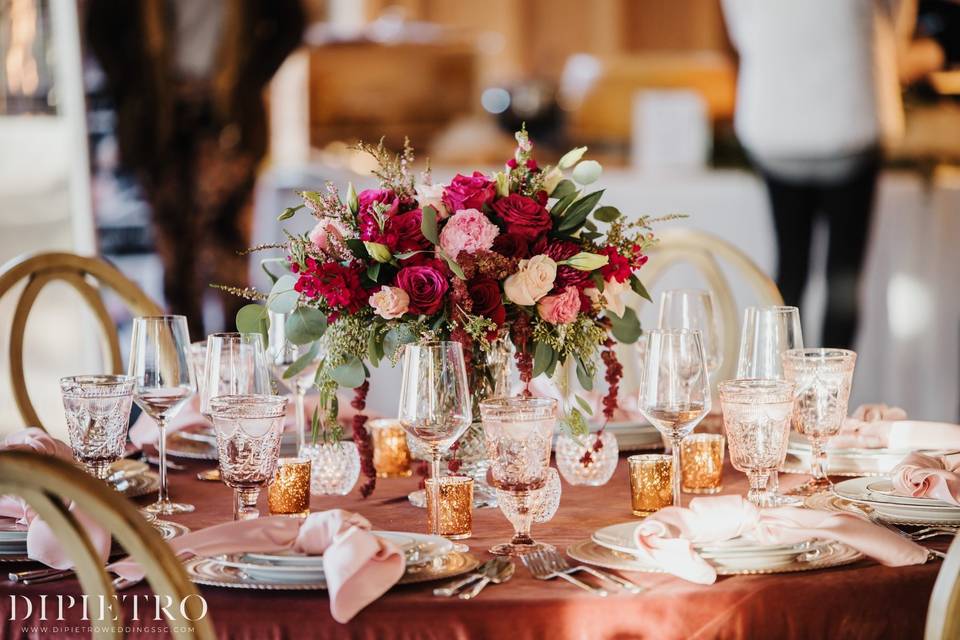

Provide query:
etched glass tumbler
left=59, top=375, right=135, bottom=480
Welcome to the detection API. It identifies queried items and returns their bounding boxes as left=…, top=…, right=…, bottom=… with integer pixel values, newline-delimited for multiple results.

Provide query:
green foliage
left=629, top=274, right=652, bottom=302
left=283, top=341, right=320, bottom=379
left=267, top=275, right=299, bottom=314
left=330, top=354, right=366, bottom=388
left=593, top=206, right=621, bottom=223
left=557, top=190, right=604, bottom=233
left=285, top=307, right=327, bottom=345
left=236, top=304, right=270, bottom=345
left=608, top=307, right=643, bottom=343
left=421, top=205, right=439, bottom=244
left=551, top=179, right=577, bottom=200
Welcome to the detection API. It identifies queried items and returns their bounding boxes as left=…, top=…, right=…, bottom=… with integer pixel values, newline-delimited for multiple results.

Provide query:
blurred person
left=722, top=0, right=915, bottom=349
left=86, top=0, right=305, bottom=337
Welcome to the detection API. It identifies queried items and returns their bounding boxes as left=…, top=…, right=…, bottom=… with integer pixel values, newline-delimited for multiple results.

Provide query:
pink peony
left=538, top=286, right=581, bottom=324
left=369, top=286, right=410, bottom=319
left=438, top=208, right=499, bottom=259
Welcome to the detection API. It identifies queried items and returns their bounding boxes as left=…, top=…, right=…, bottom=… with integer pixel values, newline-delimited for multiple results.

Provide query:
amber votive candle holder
left=370, top=419, right=413, bottom=478
left=680, top=433, right=725, bottom=494
left=268, top=457, right=312, bottom=516
left=426, top=476, right=473, bottom=539
left=628, top=454, right=673, bottom=516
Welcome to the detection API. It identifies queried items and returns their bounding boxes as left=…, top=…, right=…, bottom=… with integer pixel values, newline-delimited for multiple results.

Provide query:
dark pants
left=760, top=156, right=880, bottom=350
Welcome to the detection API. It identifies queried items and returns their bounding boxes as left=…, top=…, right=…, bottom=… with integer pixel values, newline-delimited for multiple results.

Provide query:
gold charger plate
left=166, top=425, right=218, bottom=460
left=0, top=518, right=188, bottom=563
left=183, top=551, right=479, bottom=591
left=567, top=539, right=863, bottom=576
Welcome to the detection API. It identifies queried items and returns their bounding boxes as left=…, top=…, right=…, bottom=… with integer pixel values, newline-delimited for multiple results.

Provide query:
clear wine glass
left=481, top=397, right=557, bottom=556
left=397, top=342, right=472, bottom=537
left=783, top=348, right=857, bottom=496
left=736, top=305, right=804, bottom=504
left=718, top=379, right=794, bottom=507
left=128, top=315, right=196, bottom=514
left=200, top=333, right=273, bottom=421
left=658, top=289, right=723, bottom=378
left=267, top=310, right=319, bottom=454
left=209, top=395, right=288, bottom=520
left=637, top=329, right=711, bottom=507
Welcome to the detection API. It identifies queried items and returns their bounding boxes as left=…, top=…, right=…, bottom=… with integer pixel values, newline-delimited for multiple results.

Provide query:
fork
left=864, top=510, right=947, bottom=560
left=522, top=549, right=608, bottom=596
left=538, top=549, right=644, bottom=594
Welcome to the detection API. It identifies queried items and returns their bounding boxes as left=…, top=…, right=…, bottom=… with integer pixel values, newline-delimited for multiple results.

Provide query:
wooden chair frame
left=0, top=450, right=214, bottom=639
left=926, top=535, right=960, bottom=639
left=641, top=228, right=784, bottom=384
left=0, top=252, right=162, bottom=429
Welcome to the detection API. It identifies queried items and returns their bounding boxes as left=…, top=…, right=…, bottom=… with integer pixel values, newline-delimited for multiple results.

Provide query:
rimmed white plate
left=568, top=539, right=861, bottom=576
left=783, top=429, right=956, bottom=477
left=0, top=519, right=28, bottom=542
left=834, top=477, right=960, bottom=521
left=806, top=493, right=960, bottom=526
left=864, top=479, right=959, bottom=507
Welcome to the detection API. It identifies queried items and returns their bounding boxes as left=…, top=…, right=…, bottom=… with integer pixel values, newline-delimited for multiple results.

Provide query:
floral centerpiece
left=231, top=128, right=661, bottom=497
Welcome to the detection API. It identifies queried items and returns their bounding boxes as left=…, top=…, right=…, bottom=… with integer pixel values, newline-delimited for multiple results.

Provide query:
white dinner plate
left=0, top=519, right=28, bottom=542
left=833, top=477, right=960, bottom=523
left=864, top=479, right=958, bottom=507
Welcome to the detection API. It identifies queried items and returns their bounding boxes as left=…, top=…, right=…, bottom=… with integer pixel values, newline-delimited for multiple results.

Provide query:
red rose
left=358, top=189, right=399, bottom=217
left=395, top=265, right=449, bottom=315
left=391, top=209, right=431, bottom=253
left=492, top=232, right=530, bottom=259
left=468, top=278, right=506, bottom=326
left=442, top=172, right=496, bottom=213
left=599, top=246, right=632, bottom=283
left=358, top=189, right=400, bottom=246
left=492, top=193, right=552, bottom=240
left=294, top=259, right=365, bottom=312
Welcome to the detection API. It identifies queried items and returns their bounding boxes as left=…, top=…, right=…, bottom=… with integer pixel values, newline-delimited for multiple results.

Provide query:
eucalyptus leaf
left=283, top=341, right=320, bottom=379
left=629, top=275, right=652, bottom=302
left=260, top=260, right=280, bottom=285
left=421, top=206, right=439, bottom=245
left=383, top=324, right=417, bottom=360
left=593, top=206, right=621, bottom=223
left=236, top=304, right=269, bottom=343
left=367, top=328, right=384, bottom=367
left=439, top=251, right=466, bottom=280
left=550, top=179, right=577, bottom=200
left=575, top=356, right=594, bottom=391
left=608, top=307, right=643, bottom=344
left=557, top=190, right=605, bottom=233
left=575, top=394, right=594, bottom=416
left=532, top=341, right=555, bottom=378
left=267, top=275, right=299, bottom=314
left=330, top=355, right=366, bottom=388
left=285, top=306, right=327, bottom=345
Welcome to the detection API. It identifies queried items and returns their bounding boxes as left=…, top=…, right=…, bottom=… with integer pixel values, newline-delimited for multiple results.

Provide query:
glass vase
left=555, top=430, right=619, bottom=486
left=300, top=441, right=360, bottom=495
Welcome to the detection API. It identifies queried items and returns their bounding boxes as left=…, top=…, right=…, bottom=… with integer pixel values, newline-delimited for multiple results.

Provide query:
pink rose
left=415, top=183, right=449, bottom=219
left=394, top=265, right=449, bottom=315
left=358, top=189, right=400, bottom=246
left=442, top=172, right=496, bottom=214
left=438, top=208, right=499, bottom=259
left=538, top=286, right=581, bottom=324
left=369, top=286, right=410, bottom=319
left=308, top=218, right=352, bottom=260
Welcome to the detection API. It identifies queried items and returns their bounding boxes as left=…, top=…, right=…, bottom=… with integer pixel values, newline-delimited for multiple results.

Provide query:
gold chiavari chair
left=0, top=251, right=162, bottom=430
left=0, top=450, right=214, bottom=639
left=926, top=535, right=960, bottom=640
left=639, top=228, right=784, bottom=384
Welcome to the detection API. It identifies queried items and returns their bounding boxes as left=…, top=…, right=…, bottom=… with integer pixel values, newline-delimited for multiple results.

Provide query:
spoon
left=460, top=558, right=514, bottom=600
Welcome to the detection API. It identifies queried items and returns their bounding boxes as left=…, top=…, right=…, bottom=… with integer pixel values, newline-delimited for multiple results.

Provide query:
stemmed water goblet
left=782, top=348, right=857, bottom=496
left=658, top=289, right=723, bottom=378
left=397, top=342, right=472, bottom=538
left=637, top=329, right=711, bottom=507
left=209, top=395, right=288, bottom=520
left=128, top=315, right=196, bottom=514
left=736, top=305, right=804, bottom=505
left=480, top=397, right=557, bottom=556
left=59, top=375, right=135, bottom=480
left=267, top=310, right=319, bottom=454
left=199, top=333, right=273, bottom=422
left=718, top=379, right=795, bottom=507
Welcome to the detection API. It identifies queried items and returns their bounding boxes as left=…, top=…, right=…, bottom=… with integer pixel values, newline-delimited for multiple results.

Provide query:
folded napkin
left=831, top=404, right=908, bottom=449
left=891, top=452, right=960, bottom=505
left=130, top=392, right=374, bottom=448
left=631, top=495, right=928, bottom=584
left=0, top=428, right=112, bottom=569
left=109, top=510, right=404, bottom=623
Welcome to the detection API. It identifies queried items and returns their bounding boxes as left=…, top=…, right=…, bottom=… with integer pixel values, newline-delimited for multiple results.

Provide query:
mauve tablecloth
left=0, top=453, right=942, bottom=639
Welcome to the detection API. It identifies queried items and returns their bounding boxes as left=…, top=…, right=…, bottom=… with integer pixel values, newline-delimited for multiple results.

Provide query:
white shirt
left=722, top=0, right=913, bottom=168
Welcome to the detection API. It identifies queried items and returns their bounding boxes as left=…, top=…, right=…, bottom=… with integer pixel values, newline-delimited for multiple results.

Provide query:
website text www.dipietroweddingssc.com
left=8, top=593, right=208, bottom=635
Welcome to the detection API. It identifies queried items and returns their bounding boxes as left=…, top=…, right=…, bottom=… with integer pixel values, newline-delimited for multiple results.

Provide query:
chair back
left=638, top=228, right=783, bottom=384
left=0, top=252, right=162, bottom=430
left=926, top=536, right=960, bottom=640
left=0, top=450, right=214, bottom=639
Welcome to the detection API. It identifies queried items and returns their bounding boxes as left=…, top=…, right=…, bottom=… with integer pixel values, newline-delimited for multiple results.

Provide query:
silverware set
left=522, top=549, right=642, bottom=596
left=863, top=509, right=951, bottom=560
left=433, top=558, right=514, bottom=598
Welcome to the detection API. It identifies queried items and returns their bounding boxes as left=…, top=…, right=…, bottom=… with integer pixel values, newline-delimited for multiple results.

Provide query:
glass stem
left=768, top=470, right=780, bottom=494
left=671, top=436, right=683, bottom=507
left=430, top=453, right=442, bottom=536
left=295, top=386, right=306, bottom=454
left=509, top=491, right=534, bottom=546
left=234, top=488, right=260, bottom=520
left=811, top=438, right=828, bottom=480
left=748, top=471, right=771, bottom=507
left=157, top=418, right=169, bottom=504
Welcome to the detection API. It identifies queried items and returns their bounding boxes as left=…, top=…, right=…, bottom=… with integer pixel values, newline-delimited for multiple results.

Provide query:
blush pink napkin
left=129, top=392, right=374, bottom=448
left=831, top=404, right=908, bottom=449
left=631, top=495, right=929, bottom=584
left=109, top=510, right=404, bottom=623
left=0, top=428, right=112, bottom=569
left=891, top=452, right=960, bottom=505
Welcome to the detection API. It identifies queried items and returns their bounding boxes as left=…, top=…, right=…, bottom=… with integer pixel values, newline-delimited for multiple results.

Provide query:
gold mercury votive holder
left=680, top=433, right=725, bottom=494
left=370, top=419, right=413, bottom=478
left=268, top=457, right=312, bottom=516
left=629, top=454, right=673, bottom=516
left=426, top=476, right=473, bottom=539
